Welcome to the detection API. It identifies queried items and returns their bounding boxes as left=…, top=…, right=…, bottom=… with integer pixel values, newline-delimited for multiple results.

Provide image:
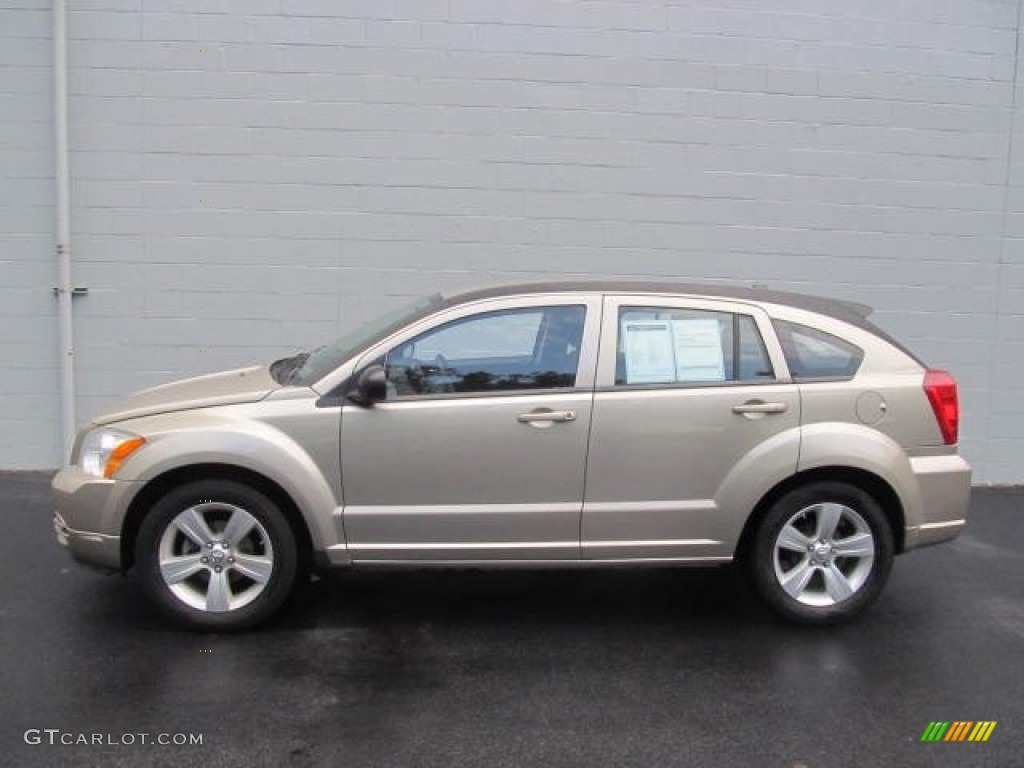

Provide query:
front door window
left=384, top=305, right=586, bottom=398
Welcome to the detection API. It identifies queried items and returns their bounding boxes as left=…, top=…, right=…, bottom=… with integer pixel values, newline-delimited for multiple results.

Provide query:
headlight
left=80, top=428, right=146, bottom=479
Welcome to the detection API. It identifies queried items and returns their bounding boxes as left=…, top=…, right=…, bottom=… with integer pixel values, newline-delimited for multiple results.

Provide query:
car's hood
left=92, top=365, right=277, bottom=425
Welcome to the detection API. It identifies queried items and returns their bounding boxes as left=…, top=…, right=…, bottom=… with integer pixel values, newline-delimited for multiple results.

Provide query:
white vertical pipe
left=54, top=0, right=76, bottom=462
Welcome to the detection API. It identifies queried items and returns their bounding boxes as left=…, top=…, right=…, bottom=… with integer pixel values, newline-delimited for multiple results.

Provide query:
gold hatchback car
left=53, top=282, right=971, bottom=630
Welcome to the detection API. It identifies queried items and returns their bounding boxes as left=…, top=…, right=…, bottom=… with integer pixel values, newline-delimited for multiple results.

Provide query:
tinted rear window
left=773, top=320, right=864, bottom=380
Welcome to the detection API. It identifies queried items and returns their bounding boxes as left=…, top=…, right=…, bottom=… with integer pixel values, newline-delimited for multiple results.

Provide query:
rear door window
left=615, top=307, right=775, bottom=386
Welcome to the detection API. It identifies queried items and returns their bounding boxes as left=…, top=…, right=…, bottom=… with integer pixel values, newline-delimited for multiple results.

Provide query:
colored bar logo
left=921, top=721, right=997, bottom=742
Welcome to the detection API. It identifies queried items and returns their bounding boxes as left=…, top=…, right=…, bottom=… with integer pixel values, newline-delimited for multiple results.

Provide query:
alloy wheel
left=772, top=502, right=876, bottom=608
left=157, top=502, right=275, bottom=613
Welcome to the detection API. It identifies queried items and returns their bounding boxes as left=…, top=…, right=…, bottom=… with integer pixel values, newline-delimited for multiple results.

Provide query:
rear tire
left=135, top=479, right=298, bottom=631
left=748, top=481, right=894, bottom=625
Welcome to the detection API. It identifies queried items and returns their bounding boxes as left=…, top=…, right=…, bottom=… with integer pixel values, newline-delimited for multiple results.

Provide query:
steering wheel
left=403, top=361, right=425, bottom=393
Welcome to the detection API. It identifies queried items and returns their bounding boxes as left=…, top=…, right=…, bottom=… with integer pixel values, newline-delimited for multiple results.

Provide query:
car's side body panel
left=340, top=391, right=593, bottom=561
left=758, top=301, right=970, bottom=548
left=66, top=399, right=346, bottom=557
left=581, top=294, right=800, bottom=560
left=339, top=293, right=603, bottom=562
left=583, top=386, right=801, bottom=560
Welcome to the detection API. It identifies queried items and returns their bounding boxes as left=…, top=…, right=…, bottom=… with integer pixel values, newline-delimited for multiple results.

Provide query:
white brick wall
left=1, top=2, right=59, bottom=464
left=2, top=0, right=1022, bottom=482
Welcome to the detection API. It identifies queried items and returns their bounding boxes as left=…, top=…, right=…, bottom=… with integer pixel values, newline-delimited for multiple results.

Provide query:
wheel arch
left=735, top=466, right=906, bottom=563
left=120, top=463, right=315, bottom=574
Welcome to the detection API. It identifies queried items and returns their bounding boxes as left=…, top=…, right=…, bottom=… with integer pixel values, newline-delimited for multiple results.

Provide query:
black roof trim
left=442, top=280, right=874, bottom=327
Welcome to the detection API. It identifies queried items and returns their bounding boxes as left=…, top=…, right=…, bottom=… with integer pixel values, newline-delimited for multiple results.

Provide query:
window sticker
left=622, top=319, right=676, bottom=384
left=672, top=318, right=726, bottom=382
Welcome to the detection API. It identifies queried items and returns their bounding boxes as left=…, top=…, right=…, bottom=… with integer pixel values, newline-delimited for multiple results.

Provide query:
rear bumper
left=903, top=453, right=972, bottom=550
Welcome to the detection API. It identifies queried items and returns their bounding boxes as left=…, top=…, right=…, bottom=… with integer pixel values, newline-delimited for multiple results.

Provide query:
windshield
left=272, top=294, right=443, bottom=387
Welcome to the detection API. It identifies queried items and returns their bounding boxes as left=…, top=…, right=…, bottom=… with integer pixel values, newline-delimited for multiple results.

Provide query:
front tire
left=135, top=479, right=298, bottom=631
left=749, top=481, right=894, bottom=625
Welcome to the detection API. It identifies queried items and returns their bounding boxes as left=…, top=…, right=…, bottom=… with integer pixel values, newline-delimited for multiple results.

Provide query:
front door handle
left=732, top=401, right=788, bottom=415
left=516, top=409, right=577, bottom=425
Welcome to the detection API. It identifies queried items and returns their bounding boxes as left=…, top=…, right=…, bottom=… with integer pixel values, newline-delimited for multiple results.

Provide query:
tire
left=748, top=481, right=894, bottom=625
left=135, top=479, right=298, bottom=631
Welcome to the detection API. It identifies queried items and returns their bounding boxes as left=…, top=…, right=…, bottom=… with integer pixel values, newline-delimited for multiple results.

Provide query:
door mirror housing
left=348, top=365, right=388, bottom=406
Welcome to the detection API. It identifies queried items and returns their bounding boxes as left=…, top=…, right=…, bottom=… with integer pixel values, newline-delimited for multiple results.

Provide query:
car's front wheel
left=135, top=479, right=298, bottom=631
left=749, top=481, right=894, bottom=625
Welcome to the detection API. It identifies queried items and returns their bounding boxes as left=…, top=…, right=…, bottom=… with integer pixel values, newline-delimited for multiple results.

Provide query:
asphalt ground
left=1, top=471, right=1021, bottom=768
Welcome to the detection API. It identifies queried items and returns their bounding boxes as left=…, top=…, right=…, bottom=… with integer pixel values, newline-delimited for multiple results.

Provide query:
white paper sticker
left=672, top=318, right=725, bottom=381
left=622, top=320, right=676, bottom=383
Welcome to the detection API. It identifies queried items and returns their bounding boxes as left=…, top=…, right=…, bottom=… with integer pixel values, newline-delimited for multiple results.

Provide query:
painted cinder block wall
left=2, top=0, right=1022, bottom=481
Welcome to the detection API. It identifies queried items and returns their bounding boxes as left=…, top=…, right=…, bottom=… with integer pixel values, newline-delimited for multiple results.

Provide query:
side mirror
left=348, top=365, right=388, bottom=406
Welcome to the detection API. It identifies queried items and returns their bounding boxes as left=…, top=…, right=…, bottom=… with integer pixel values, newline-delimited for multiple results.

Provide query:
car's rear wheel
left=135, top=479, right=298, bottom=631
left=749, top=481, right=894, bottom=625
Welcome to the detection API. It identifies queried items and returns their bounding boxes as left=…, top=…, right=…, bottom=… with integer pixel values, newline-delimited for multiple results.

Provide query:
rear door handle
left=516, top=409, right=577, bottom=424
left=732, top=401, right=788, bottom=415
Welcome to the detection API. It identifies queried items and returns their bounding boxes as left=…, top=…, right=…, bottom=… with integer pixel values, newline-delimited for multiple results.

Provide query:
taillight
left=923, top=369, right=959, bottom=445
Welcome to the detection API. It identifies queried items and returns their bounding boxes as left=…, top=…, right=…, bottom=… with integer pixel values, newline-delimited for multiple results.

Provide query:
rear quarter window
left=773, top=320, right=864, bottom=380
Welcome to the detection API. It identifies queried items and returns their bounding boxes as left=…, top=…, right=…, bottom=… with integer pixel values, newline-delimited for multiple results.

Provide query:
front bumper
left=903, top=453, right=972, bottom=550
left=52, top=465, right=142, bottom=570
left=53, top=511, right=120, bottom=571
